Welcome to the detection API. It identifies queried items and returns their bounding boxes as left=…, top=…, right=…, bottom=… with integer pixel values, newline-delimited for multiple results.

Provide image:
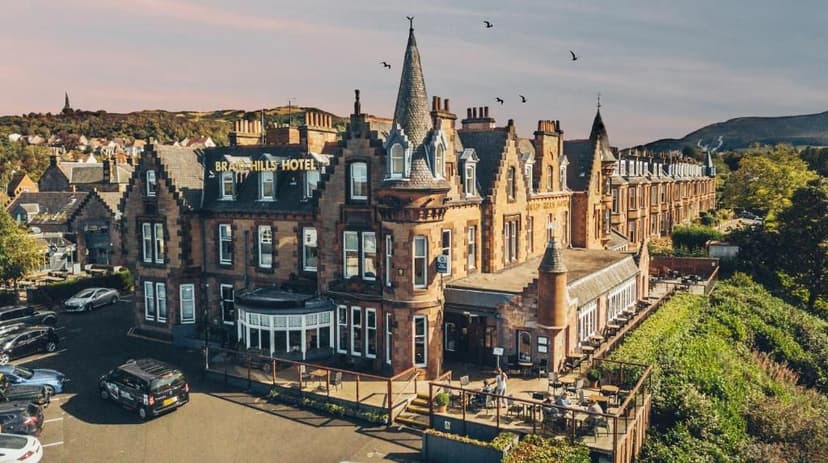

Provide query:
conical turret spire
left=539, top=237, right=567, bottom=273
left=392, top=20, right=431, bottom=154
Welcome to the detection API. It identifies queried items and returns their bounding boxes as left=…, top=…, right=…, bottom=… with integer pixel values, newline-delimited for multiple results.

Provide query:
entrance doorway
left=443, top=311, right=497, bottom=367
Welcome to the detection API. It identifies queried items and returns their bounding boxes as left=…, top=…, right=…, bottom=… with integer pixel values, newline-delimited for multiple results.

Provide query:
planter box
left=422, top=432, right=507, bottom=463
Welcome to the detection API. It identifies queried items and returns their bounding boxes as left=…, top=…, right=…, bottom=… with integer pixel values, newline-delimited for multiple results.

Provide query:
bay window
left=351, top=306, right=362, bottom=356
left=413, top=236, right=427, bottom=289
left=343, top=231, right=359, bottom=278
left=413, top=315, right=427, bottom=367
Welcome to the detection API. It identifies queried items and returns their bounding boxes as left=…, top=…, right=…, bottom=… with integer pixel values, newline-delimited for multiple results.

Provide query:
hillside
left=641, top=110, right=828, bottom=153
left=0, top=106, right=347, bottom=147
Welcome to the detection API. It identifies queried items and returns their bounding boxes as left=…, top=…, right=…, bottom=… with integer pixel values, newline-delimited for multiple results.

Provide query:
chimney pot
left=484, top=106, right=489, bottom=118
left=467, top=108, right=472, bottom=118
left=444, top=98, right=450, bottom=112
left=472, top=108, right=478, bottom=118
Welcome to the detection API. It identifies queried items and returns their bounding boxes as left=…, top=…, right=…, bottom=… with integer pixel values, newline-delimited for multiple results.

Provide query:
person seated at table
left=586, top=398, right=603, bottom=416
left=556, top=392, right=572, bottom=407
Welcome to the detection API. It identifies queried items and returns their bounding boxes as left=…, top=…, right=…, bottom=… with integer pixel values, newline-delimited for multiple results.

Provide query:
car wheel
left=0, top=354, right=9, bottom=365
left=43, top=316, right=57, bottom=325
left=110, top=296, right=118, bottom=305
left=99, top=388, right=110, bottom=400
left=45, top=341, right=57, bottom=353
left=138, top=407, right=149, bottom=420
left=44, top=385, right=55, bottom=396
left=85, top=303, right=92, bottom=312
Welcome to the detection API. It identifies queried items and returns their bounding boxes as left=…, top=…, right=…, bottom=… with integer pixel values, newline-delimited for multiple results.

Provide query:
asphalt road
left=14, top=299, right=421, bottom=463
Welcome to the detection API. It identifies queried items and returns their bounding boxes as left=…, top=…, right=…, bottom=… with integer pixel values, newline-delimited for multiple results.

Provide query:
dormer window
left=434, top=145, right=445, bottom=178
left=220, top=172, right=234, bottom=199
left=146, top=170, right=157, bottom=197
left=389, top=143, right=404, bottom=178
left=350, top=162, right=368, bottom=200
left=259, top=171, right=274, bottom=201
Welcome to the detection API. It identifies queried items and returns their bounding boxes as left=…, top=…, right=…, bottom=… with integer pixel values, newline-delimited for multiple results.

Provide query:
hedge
left=266, top=388, right=389, bottom=425
left=671, top=224, right=722, bottom=253
left=27, top=270, right=134, bottom=306
left=0, top=291, right=17, bottom=306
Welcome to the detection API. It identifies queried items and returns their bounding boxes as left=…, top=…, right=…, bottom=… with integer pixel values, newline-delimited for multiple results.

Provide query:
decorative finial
left=354, top=89, right=361, bottom=115
left=597, top=92, right=601, bottom=110
left=406, top=16, right=414, bottom=31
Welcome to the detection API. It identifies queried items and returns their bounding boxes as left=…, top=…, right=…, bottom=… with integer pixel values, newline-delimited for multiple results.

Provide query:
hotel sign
left=214, top=159, right=318, bottom=172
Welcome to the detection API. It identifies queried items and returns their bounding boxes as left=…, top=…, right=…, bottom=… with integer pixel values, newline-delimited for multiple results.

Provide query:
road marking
left=42, top=441, right=64, bottom=448
left=44, top=417, right=64, bottom=423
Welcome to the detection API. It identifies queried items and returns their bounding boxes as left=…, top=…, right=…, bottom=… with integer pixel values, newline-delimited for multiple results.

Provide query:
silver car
left=63, top=288, right=120, bottom=312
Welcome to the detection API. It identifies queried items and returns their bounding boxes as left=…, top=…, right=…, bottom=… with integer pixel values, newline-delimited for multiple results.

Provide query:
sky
left=1, top=0, right=827, bottom=148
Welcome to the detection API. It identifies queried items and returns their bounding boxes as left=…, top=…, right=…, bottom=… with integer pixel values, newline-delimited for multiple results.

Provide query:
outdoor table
left=588, top=394, right=609, bottom=412
left=600, top=385, right=620, bottom=405
left=309, top=369, right=328, bottom=388
left=581, top=345, right=595, bottom=356
left=517, top=361, right=533, bottom=377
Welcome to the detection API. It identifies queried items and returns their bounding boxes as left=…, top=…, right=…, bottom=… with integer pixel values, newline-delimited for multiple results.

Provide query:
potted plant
left=434, top=392, right=451, bottom=413
left=587, top=369, right=602, bottom=388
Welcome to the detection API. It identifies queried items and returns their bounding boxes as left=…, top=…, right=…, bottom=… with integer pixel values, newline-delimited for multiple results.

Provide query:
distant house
left=179, top=136, right=216, bottom=148
left=26, top=135, right=46, bottom=146
left=7, top=133, right=22, bottom=143
left=707, top=240, right=739, bottom=260
left=38, top=154, right=133, bottom=193
left=6, top=173, right=38, bottom=198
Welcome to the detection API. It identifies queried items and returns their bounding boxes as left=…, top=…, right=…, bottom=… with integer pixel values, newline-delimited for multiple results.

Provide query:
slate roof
left=7, top=191, right=89, bottom=225
left=392, top=26, right=431, bottom=156
left=7, top=174, right=31, bottom=195
left=154, top=146, right=204, bottom=210
left=457, top=129, right=508, bottom=196
left=200, top=146, right=316, bottom=214
left=568, top=255, right=638, bottom=307
left=54, top=162, right=134, bottom=185
left=564, top=109, right=617, bottom=192
left=606, top=229, right=628, bottom=251
left=539, top=238, right=567, bottom=273
left=95, top=191, right=124, bottom=220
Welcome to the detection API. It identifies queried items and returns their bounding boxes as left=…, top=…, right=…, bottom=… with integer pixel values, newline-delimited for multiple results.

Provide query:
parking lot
left=13, top=298, right=421, bottom=463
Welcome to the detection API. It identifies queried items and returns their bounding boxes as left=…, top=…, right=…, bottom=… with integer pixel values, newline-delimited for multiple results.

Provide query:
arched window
left=146, top=170, right=157, bottom=197
left=507, top=167, right=516, bottom=200
left=517, top=331, right=532, bottom=363
left=350, top=162, right=368, bottom=200
left=389, top=144, right=404, bottom=178
left=434, top=145, right=445, bottom=178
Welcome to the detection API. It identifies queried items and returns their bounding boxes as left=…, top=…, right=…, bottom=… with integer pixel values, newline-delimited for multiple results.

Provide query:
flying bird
left=519, top=94, right=527, bottom=103
left=495, top=97, right=504, bottom=105
left=483, top=20, right=493, bottom=28
left=569, top=50, right=578, bottom=61
left=381, top=61, right=391, bottom=69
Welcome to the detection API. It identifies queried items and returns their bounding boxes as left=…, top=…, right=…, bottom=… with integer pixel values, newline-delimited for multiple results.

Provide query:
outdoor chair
left=330, top=371, right=343, bottom=391
left=583, top=416, right=610, bottom=437
left=451, top=376, right=470, bottom=408
left=567, top=378, right=584, bottom=394
left=577, top=388, right=587, bottom=406
left=506, top=395, right=524, bottom=418
left=533, top=358, right=548, bottom=379
left=548, top=372, right=563, bottom=395
left=299, top=365, right=312, bottom=382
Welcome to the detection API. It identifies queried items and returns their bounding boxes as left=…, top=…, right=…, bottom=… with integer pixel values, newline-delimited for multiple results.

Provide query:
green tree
left=774, top=179, right=828, bottom=311
left=0, top=208, right=44, bottom=288
left=720, top=144, right=818, bottom=222
left=800, top=146, right=828, bottom=176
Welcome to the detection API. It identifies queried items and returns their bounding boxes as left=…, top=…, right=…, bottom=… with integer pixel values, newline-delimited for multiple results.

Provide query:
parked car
left=0, top=433, right=42, bottom=462
left=0, top=324, right=26, bottom=338
left=0, top=366, right=67, bottom=395
left=0, top=375, right=49, bottom=407
left=0, top=327, right=60, bottom=365
left=99, top=358, right=190, bottom=420
left=63, top=288, right=119, bottom=312
left=0, top=307, right=56, bottom=329
left=0, top=402, right=43, bottom=436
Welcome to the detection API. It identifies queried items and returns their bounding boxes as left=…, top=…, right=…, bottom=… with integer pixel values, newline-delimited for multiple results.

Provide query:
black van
left=98, top=359, right=190, bottom=420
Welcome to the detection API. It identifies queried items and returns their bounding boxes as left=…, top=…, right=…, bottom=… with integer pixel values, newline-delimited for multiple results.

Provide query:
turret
left=537, top=238, right=568, bottom=327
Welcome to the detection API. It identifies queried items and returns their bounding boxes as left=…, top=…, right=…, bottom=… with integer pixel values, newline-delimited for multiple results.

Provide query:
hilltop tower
left=62, top=92, right=73, bottom=115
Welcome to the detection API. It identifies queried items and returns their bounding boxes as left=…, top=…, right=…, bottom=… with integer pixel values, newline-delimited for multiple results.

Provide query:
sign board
left=436, top=255, right=449, bottom=274
left=492, top=347, right=504, bottom=356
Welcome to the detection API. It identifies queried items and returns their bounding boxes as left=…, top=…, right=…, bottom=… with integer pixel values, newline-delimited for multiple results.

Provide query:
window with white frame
left=434, top=145, right=445, bottom=178
left=389, top=143, right=404, bottom=178
left=180, top=284, right=195, bottom=324
left=146, top=170, right=157, bottom=197
left=629, top=186, right=637, bottom=209
left=527, top=216, right=533, bottom=254
left=305, top=170, right=320, bottom=199
left=525, top=163, right=533, bottom=193
left=337, top=305, right=348, bottom=353
left=413, top=315, right=427, bottom=367
left=385, top=313, right=392, bottom=365
left=220, top=284, right=234, bottom=324
left=507, top=167, right=516, bottom=200
left=259, top=171, right=274, bottom=200
left=441, top=229, right=452, bottom=275
left=578, top=300, right=597, bottom=342
left=142, top=223, right=153, bottom=263
left=350, top=162, right=368, bottom=200
left=464, top=164, right=476, bottom=196
left=156, top=282, right=167, bottom=322
left=218, top=224, right=232, bottom=265
left=366, top=308, right=377, bottom=358
left=504, top=217, right=519, bottom=263
left=560, top=162, right=567, bottom=190
left=154, top=223, right=165, bottom=264
left=351, top=306, right=362, bottom=356
left=302, top=227, right=318, bottom=272
left=384, top=235, right=393, bottom=287
left=343, top=231, right=359, bottom=278
left=467, top=226, right=476, bottom=270
left=651, top=185, right=658, bottom=206
left=547, top=166, right=554, bottom=191
left=413, top=236, right=427, bottom=288
left=220, top=172, right=234, bottom=199
left=612, top=189, right=619, bottom=213
left=362, top=232, right=376, bottom=280
left=144, top=281, right=155, bottom=320
left=258, top=226, right=273, bottom=269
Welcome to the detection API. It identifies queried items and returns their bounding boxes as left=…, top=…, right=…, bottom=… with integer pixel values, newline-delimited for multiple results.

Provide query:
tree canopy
left=0, top=208, right=45, bottom=287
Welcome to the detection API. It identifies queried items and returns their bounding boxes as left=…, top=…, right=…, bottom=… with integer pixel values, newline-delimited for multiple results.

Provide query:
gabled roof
left=201, top=146, right=315, bottom=214
left=563, top=109, right=617, bottom=191
left=153, top=146, right=204, bottom=210
left=94, top=191, right=124, bottom=220
left=6, top=173, right=33, bottom=195
left=7, top=191, right=89, bottom=226
left=457, top=129, right=509, bottom=196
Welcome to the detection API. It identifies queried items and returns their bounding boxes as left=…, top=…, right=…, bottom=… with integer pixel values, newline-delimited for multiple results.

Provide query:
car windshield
left=26, top=404, right=40, bottom=416
left=150, top=371, right=185, bottom=392
left=0, top=434, right=27, bottom=449
left=76, top=290, right=95, bottom=298
left=13, top=367, right=33, bottom=380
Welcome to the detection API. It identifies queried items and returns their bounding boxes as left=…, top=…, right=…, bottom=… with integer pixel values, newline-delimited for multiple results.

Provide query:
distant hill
left=640, top=110, right=828, bottom=153
left=0, top=107, right=347, bottom=147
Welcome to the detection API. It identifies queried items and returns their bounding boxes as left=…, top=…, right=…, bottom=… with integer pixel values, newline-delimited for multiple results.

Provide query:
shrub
left=671, top=224, right=722, bottom=253
left=586, top=369, right=601, bottom=383
left=503, top=434, right=590, bottom=463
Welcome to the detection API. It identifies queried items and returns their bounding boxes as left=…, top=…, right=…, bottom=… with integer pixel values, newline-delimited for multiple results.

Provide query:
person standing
left=494, top=368, right=508, bottom=407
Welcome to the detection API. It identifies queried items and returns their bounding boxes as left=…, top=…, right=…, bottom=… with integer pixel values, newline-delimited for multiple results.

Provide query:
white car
left=0, top=434, right=42, bottom=462
left=63, top=288, right=120, bottom=313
